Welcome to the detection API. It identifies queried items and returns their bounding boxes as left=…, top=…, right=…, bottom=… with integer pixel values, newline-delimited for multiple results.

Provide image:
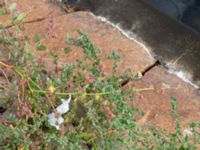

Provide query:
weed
left=0, top=2, right=199, bottom=150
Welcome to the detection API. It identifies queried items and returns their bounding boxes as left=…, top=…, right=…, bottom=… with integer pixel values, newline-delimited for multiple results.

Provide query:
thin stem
left=136, top=87, right=155, bottom=92
left=21, top=79, right=25, bottom=100
left=0, top=61, right=12, bottom=68
left=10, top=66, right=56, bottom=111
left=32, top=90, right=111, bottom=96
left=0, top=68, right=10, bottom=83
left=28, top=82, right=34, bottom=94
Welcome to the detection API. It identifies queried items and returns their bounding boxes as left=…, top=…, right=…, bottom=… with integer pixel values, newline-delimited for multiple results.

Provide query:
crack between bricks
left=0, top=17, right=47, bottom=30
left=0, top=3, right=78, bottom=30
left=121, top=60, right=161, bottom=87
left=141, top=60, right=161, bottom=76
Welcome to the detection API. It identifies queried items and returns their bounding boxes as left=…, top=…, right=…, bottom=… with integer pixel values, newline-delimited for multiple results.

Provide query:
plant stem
left=0, top=61, right=12, bottom=68
left=136, top=87, right=155, bottom=92
left=32, top=90, right=111, bottom=96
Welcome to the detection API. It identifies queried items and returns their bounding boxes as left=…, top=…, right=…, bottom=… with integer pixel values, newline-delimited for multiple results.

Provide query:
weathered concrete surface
left=0, top=0, right=64, bottom=27
left=182, top=1, right=200, bottom=34
left=144, top=0, right=200, bottom=33
left=65, top=0, right=200, bottom=86
left=21, top=12, right=155, bottom=75
left=126, top=66, right=200, bottom=132
left=143, top=0, right=195, bottom=19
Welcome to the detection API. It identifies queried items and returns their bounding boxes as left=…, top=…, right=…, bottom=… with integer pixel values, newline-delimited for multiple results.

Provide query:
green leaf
left=34, top=34, right=40, bottom=43
left=16, top=12, right=27, bottom=21
left=50, top=51, right=59, bottom=58
left=81, top=93, right=87, bottom=99
left=9, top=3, right=17, bottom=11
left=95, top=95, right=100, bottom=100
left=63, top=47, right=72, bottom=54
left=37, top=44, right=46, bottom=51
left=45, top=34, right=49, bottom=40
left=0, top=9, right=6, bottom=15
left=111, top=51, right=120, bottom=61
left=24, top=42, right=29, bottom=53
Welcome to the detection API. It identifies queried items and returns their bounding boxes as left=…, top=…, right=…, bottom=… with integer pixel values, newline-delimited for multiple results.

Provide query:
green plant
left=0, top=2, right=200, bottom=150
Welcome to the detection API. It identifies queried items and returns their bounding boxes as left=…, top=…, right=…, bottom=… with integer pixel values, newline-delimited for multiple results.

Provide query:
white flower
left=48, top=112, right=64, bottom=130
left=56, top=96, right=71, bottom=114
left=48, top=96, right=71, bottom=130
left=183, top=128, right=193, bottom=138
